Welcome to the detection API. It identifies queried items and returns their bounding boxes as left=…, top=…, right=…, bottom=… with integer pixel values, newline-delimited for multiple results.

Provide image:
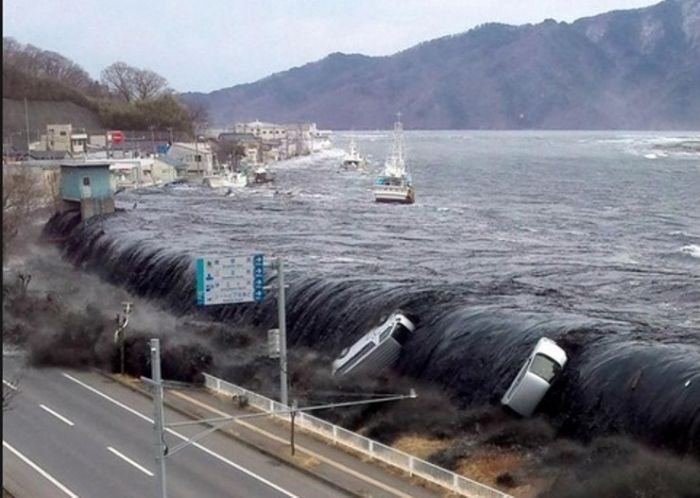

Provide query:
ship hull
left=373, top=186, right=415, bottom=204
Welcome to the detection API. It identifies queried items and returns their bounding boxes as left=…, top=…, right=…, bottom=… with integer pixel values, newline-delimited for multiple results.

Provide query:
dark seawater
left=45, top=131, right=700, bottom=454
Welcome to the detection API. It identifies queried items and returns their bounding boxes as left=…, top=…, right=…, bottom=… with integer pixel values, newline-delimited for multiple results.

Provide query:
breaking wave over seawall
left=44, top=132, right=700, bottom=455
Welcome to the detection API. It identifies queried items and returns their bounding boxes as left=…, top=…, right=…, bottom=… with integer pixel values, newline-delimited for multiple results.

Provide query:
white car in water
left=332, top=312, right=416, bottom=377
left=501, top=337, right=567, bottom=417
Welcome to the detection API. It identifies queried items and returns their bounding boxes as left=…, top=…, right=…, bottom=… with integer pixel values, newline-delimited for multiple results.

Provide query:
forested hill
left=182, top=0, right=700, bottom=130
left=2, top=38, right=198, bottom=138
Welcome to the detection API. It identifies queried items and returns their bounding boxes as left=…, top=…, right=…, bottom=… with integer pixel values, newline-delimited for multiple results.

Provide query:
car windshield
left=529, top=354, right=561, bottom=382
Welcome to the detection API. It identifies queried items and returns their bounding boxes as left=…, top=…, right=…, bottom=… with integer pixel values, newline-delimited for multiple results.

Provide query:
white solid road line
left=3, top=379, right=18, bottom=390
left=107, top=446, right=154, bottom=477
left=172, top=391, right=414, bottom=498
left=39, top=404, right=75, bottom=427
left=3, top=440, right=80, bottom=498
left=61, top=372, right=298, bottom=498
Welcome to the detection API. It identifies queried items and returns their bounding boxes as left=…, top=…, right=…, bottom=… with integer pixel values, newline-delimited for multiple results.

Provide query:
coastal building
left=283, top=122, right=332, bottom=155
left=109, top=158, right=155, bottom=188
left=217, top=132, right=261, bottom=166
left=234, top=120, right=288, bottom=141
left=46, top=124, right=72, bottom=152
left=41, top=124, right=90, bottom=155
left=59, top=161, right=115, bottom=220
left=166, top=141, right=214, bottom=176
left=309, top=123, right=333, bottom=151
left=153, top=155, right=188, bottom=179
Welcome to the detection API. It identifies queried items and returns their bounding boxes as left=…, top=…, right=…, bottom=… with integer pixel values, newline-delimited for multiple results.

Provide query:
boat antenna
left=394, top=112, right=404, bottom=166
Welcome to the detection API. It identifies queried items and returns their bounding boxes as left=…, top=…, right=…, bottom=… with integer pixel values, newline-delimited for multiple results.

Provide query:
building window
left=60, top=131, right=67, bottom=136
left=82, top=177, right=91, bottom=186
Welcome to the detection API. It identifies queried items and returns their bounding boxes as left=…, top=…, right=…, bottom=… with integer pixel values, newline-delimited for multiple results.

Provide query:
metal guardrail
left=203, top=373, right=512, bottom=498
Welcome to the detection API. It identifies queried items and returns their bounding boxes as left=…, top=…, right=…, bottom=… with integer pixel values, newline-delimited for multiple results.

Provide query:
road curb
left=97, top=370, right=361, bottom=498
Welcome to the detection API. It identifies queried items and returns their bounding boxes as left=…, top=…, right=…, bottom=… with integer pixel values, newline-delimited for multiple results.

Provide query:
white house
left=167, top=141, right=214, bottom=176
left=234, top=120, right=288, bottom=141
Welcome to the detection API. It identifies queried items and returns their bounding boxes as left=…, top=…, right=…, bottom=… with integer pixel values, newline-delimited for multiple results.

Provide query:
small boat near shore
left=340, top=138, right=367, bottom=171
left=251, top=165, right=275, bottom=184
left=202, top=171, right=248, bottom=189
left=373, top=114, right=415, bottom=204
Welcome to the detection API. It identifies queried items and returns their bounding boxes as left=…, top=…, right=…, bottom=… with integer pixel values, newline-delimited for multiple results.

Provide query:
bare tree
left=101, top=62, right=172, bottom=103
left=2, top=167, right=46, bottom=260
left=215, top=140, right=246, bottom=169
left=186, top=101, right=210, bottom=133
left=3, top=37, right=96, bottom=94
left=133, top=68, right=169, bottom=100
left=101, top=61, right=137, bottom=102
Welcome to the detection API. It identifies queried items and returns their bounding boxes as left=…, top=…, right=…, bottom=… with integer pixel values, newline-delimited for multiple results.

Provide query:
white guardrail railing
left=203, top=373, right=512, bottom=498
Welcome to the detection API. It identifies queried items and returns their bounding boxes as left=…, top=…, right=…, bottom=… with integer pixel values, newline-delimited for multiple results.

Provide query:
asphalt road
left=2, top=357, right=350, bottom=498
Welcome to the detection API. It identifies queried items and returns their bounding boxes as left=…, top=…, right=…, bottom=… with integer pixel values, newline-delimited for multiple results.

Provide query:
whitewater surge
left=681, top=244, right=700, bottom=259
left=42, top=131, right=700, bottom=456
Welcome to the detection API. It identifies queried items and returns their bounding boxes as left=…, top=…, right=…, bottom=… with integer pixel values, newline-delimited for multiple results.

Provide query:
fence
left=203, top=373, right=512, bottom=498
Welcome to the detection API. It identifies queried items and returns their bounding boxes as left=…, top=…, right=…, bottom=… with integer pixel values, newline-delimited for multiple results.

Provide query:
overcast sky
left=3, top=0, right=658, bottom=93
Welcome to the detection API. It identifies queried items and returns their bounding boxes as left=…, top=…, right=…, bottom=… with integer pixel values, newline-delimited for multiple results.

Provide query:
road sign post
left=195, top=253, right=288, bottom=406
left=195, top=254, right=265, bottom=306
left=277, top=257, right=288, bottom=407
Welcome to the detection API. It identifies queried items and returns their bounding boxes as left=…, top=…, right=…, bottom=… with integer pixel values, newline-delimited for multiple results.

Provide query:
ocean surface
left=46, top=131, right=700, bottom=454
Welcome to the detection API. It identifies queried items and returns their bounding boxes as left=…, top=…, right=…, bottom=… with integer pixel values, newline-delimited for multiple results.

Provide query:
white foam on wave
left=680, top=244, right=700, bottom=259
left=670, top=230, right=700, bottom=239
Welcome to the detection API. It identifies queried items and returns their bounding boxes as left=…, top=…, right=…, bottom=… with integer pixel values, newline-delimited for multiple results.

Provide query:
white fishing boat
left=251, top=165, right=275, bottom=184
left=202, top=171, right=248, bottom=189
left=340, top=138, right=367, bottom=171
left=373, top=114, right=415, bottom=204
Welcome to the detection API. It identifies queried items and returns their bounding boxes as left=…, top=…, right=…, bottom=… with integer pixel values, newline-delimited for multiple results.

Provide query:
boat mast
left=393, top=112, right=404, bottom=170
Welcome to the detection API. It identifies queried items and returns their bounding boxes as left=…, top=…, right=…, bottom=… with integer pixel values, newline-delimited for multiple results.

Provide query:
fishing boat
left=373, top=114, right=415, bottom=204
left=251, top=165, right=275, bottom=184
left=202, top=171, right=248, bottom=189
left=340, top=138, right=367, bottom=171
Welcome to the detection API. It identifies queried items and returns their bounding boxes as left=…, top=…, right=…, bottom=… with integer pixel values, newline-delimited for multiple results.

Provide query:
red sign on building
left=110, top=130, right=124, bottom=144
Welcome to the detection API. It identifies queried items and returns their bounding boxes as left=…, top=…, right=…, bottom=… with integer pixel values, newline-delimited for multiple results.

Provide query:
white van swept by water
left=332, top=312, right=416, bottom=377
left=501, top=337, right=567, bottom=417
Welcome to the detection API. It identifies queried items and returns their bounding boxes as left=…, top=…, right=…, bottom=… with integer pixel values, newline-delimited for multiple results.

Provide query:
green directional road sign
left=195, top=254, right=265, bottom=305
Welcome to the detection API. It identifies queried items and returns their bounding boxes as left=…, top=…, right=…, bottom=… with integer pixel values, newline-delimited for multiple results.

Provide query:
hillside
left=2, top=38, right=196, bottom=140
left=3, top=99, right=103, bottom=137
left=182, top=0, right=700, bottom=129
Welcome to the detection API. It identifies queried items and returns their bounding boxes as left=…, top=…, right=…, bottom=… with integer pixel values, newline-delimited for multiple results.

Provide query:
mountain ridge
left=182, top=0, right=700, bottom=130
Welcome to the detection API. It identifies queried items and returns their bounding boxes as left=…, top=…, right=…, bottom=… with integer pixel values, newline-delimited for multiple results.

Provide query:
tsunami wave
left=42, top=210, right=700, bottom=456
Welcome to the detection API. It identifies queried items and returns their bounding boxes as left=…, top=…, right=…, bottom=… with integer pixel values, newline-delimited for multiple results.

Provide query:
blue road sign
left=195, top=254, right=265, bottom=305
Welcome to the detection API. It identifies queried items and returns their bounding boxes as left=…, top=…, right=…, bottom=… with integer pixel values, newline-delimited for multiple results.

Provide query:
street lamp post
left=142, top=336, right=416, bottom=498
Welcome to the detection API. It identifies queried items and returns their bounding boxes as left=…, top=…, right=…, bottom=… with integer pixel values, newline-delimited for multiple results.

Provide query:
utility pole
left=149, top=125, right=156, bottom=156
left=277, top=257, right=289, bottom=407
left=150, top=339, right=167, bottom=498
left=23, top=98, right=30, bottom=150
left=114, top=302, right=133, bottom=375
left=290, top=399, right=298, bottom=455
left=143, top=333, right=416, bottom=482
